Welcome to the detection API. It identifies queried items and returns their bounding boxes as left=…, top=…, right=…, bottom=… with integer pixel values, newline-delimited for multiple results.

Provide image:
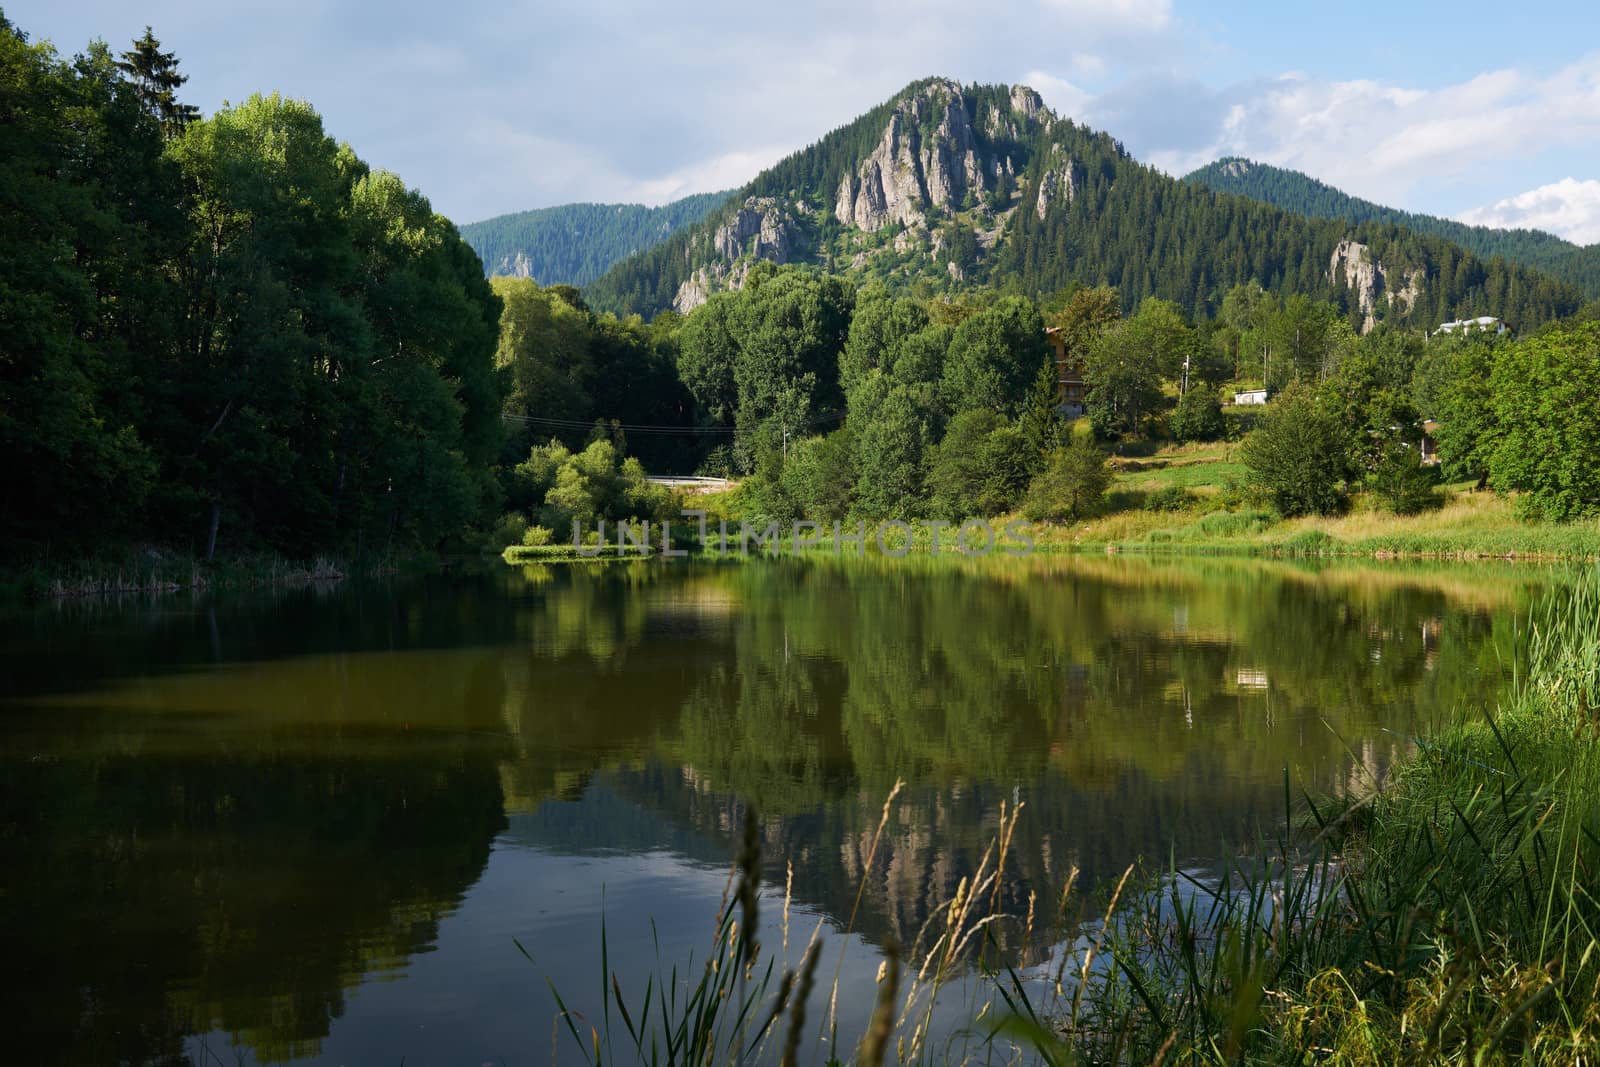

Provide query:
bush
left=521, top=524, right=554, bottom=547
left=1240, top=383, right=1349, bottom=517
left=780, top=430, right=856, bottom=522
left=927, top=410, right=1032, bottom=519
left=1145, top=486, right=1199, bottom=512
left=1370, top=441, right=1440, bottom=515
left=1023, top=435, right=1111, bottom=522
left=488, top=513, right=529, bottom=552
left=697, top=444, right=737, bottom=479
left=1170, top=386, right=1224, bottom=443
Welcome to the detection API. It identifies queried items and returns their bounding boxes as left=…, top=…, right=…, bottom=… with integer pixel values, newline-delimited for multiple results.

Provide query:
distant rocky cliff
left=582, top=77, right=1581, bottom=331
left=665, top=78, right=1056, bottom=313
left=1327, top=239, right=1424, bottom=332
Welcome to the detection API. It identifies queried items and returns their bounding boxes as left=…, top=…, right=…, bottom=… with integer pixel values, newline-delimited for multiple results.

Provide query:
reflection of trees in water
left=497, top=555, right=1531, bottom=957
left=2, top=631, right=513, bottom=1067
left=0, top=557, right=1539, bottom=1063
left=2, top=742, right=507, bottom=1065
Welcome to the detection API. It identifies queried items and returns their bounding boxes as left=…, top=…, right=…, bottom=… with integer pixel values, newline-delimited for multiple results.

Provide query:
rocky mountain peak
left=833, top=78, right=1045, bottom=232
left=649, top=78, right=1079, bottom=314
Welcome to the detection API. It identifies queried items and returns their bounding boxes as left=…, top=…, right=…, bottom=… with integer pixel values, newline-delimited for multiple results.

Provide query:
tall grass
left=533, top=570, right=1600, bottom=1064
left=996, top=567, right=1600, bottom=1064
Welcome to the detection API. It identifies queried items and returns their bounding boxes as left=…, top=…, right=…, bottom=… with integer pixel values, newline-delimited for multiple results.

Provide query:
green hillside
left=460, top=191, right=732, bottom=286
left=1184, top=157, right=1600, bottom=298
left=586, top=80, right=1583, bottom=331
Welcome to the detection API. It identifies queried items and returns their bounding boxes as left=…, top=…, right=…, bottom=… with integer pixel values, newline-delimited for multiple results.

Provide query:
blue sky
left=10, top=0, right=1600, bottom=242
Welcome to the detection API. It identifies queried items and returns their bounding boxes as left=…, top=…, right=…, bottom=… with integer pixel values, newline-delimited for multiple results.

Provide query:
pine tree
left=116, top=28, right=199, bottom=136
left=1018, top=353, right=1062, bottom=470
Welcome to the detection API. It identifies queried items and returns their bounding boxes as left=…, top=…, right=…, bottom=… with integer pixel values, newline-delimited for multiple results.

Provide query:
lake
left=0, top=555, right=1553, bottom=1065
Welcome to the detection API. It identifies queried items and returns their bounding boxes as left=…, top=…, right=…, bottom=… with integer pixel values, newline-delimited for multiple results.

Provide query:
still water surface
left=0, top=555, right=1554, bottom=1064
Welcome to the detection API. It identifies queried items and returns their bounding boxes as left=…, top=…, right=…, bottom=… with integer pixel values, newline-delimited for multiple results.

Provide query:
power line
left=499, top=410, right=846, bottom=436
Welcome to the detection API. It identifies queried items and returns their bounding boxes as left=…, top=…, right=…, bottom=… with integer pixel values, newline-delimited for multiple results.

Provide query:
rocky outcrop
left=490, top=250, right=537, bottom=278
left=673, top=197, right=800, bottom=312
left=834, top=78, right=1035, bottom=232
left=674, top=268, right=714, bottom=314
left=834, top=108, right=934, bottom=231
left=1328, top=239, right=1426, bottom=332
left=1035, top=148, right=1075, bottom=221
left=673, top=79, right=1052, bottom=310
left=711, top=197, right=796, bottom=264
left=1391, top=268, right=1424, bottom=316
left=1010, top=85, right=1044, bottom=122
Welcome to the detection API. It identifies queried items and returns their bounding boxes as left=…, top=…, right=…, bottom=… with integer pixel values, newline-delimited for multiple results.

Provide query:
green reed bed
left=0, top=548, right=370, bottom=600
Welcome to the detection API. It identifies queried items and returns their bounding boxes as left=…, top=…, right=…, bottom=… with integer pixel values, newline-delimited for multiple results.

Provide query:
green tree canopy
left=1488, top=322, right=1600, bottom=520
left=1240, top=383, right=1350, bottom=517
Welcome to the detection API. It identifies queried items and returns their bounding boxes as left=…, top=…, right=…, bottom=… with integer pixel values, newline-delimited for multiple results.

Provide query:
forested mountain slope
left=1184, top=157, right=1600, bottom=298
left=587, top=78, right=1583, bottom=331
left=460, top=191, right=731, bottom=286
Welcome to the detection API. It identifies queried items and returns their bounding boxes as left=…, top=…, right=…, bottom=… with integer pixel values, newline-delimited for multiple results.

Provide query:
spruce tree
left=1018, top=353, right=1062, bottom=470
left=116, top=28, right=199, bottom=136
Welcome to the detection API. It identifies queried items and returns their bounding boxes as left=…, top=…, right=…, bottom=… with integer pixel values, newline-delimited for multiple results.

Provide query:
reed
left=532, top=568, right=1600, bottom=1064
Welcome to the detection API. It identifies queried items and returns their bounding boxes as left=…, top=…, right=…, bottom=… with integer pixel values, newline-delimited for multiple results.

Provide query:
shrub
left=697, top=444, right=737, bottom=479
left=521, top=524, right=553, bottom=547
left=780, top=430, right=856, bottom=521
left=1370, top=441, right=1440, bottom=515
left=927, top=410, right=1032, bottom=519
left=1145, top=486, right=1199, bottom=512
left=1170, top=386, right=1224, bottom=443
left=1023, top=435, right=1111, bottom=522
left=488, top=513, right=529, bottom=552
left=1240, top=383, right=1349, bottom=517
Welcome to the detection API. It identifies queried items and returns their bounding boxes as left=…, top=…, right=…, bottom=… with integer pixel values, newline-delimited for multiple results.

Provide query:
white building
left=1436, top=316, right=1508, bottom=336
left=1232, top=388, right=1269, bottom=406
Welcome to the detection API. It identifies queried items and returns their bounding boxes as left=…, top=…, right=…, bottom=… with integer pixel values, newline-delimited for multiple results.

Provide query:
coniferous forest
left=1184, top=157, right=1600, bottom=298
left=459, top=192, right=731, bottom=287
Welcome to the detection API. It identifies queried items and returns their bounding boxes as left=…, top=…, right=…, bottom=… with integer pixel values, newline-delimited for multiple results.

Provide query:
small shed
left=1233, top=388, right=1269, bottom=406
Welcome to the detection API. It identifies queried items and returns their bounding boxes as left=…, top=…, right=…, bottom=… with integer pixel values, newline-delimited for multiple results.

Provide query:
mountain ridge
left=459, top=191, right=732, bottom=287
left=1182, top=157, right=1600, bottom=298
left=584, top=78, right=1584, bottom=332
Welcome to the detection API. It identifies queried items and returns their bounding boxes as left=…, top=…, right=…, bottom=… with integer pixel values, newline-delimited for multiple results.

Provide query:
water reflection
left=0, top=555, right=1553, bottom=1064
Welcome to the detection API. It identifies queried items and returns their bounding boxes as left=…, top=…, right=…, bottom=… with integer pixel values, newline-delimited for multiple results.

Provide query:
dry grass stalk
left=780, top=940, right=822, bottom=1067
left=858, top=937, right=900, bottom=1067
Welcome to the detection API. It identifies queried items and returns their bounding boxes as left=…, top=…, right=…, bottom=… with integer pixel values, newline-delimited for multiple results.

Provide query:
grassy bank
left=532, top=568, right=1600, bottom=1064
left=684, top=443, right=1600, bottom=562
left=1031, top=441, right=1600, bottom=560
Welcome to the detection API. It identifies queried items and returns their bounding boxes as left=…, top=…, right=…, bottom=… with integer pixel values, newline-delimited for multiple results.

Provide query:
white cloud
left=632, top=145, right=804, bottom=206
left=1041, top=0, right=1172, bottom=29
left=1109, top=55, right=1600, bottom=212
left=13, top=0, right=1183, bottom=219
left=1023, top=71, right=1093, bottom=120
left=19, top=0, right=1598, bottom=229
left=1459, top=179, right=1600, bottom=245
